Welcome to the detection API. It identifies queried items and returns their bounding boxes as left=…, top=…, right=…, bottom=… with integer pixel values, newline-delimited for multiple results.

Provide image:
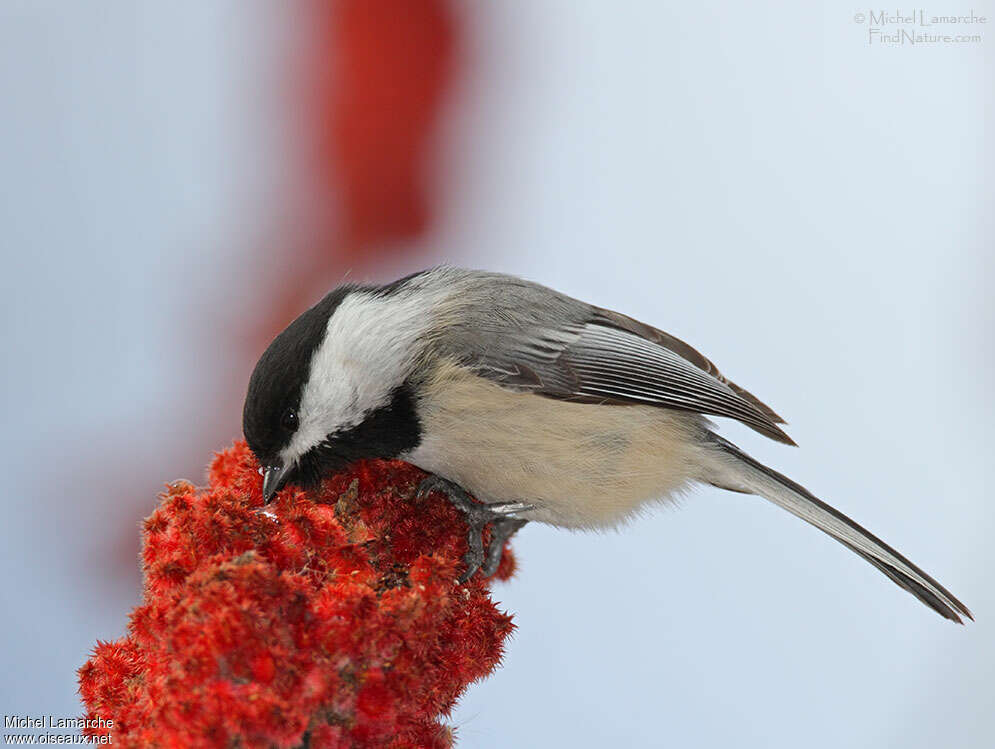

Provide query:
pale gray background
left=1, top=2, right=991, bottom=747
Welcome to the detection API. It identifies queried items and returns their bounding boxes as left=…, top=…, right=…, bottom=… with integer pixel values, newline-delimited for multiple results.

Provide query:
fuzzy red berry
left=78, top=442, right=517, bottom=748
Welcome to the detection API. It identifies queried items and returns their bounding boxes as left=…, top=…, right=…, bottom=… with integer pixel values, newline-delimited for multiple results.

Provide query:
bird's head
left=242, top=284, right=424, bottom=503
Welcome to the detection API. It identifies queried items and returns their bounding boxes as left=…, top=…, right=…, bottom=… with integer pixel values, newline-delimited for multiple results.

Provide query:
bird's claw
left=416, top=475, right=531, bottom=582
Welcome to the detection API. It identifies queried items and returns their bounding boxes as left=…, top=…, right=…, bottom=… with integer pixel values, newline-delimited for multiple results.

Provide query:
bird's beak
left=261, top=461, right=292, bottom=504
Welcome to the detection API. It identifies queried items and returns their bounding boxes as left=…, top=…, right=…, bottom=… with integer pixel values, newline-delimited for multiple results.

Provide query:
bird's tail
left=700, top=432, right=972, bottom=623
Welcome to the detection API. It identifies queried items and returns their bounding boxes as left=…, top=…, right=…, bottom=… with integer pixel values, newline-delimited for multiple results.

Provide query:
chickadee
left=242, top=267, right=971, bottom=622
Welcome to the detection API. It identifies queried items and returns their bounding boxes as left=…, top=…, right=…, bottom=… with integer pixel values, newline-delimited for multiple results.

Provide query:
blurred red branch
left=316, top=0, right=456, bottom=247
left=79, top=442, right=516, bottom=748
left=258, top=0, right=458, bottom=350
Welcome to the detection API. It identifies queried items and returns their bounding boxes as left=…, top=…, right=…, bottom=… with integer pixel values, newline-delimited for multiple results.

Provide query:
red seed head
left=79, top=441, right=516, bottom=748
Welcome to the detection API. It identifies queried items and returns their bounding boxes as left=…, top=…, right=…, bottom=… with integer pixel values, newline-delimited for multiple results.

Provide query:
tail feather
left=703, top=433, right=972, bottom=624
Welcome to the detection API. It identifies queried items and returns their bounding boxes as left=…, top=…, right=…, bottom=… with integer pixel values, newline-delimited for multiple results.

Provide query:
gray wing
left=588, top=306, right=789, bottom=430
left=428, top=269, right=793, bottom=445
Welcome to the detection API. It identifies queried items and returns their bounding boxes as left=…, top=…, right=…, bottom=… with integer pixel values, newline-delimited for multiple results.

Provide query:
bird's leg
left=480, top=517, right=527, bottom=578
left=416, top=475, right=532, bottom=583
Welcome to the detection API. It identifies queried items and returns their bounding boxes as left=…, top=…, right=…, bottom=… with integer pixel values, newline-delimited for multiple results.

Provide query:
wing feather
left=560, top=322, right=794, bottom=444
left=465, top=316, right=793, bottom=444
left=591, top=307, right=787, bottom=424
left=427, top=269, right=791, bottom=444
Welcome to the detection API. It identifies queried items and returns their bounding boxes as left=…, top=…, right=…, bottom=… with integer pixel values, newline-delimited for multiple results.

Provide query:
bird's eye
left=281, top=408, right=299, bottom=431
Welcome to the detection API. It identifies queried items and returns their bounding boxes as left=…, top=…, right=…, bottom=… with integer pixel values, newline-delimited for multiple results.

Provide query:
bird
left=242, top=266, right=971, bottom=623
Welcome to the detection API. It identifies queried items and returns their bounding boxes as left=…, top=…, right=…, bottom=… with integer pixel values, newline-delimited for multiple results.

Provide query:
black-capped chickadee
left=243, top=267, right=971, bottom=622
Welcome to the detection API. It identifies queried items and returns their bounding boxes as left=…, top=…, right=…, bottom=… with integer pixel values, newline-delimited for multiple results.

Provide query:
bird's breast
left=402, top=361, right=705, bottom=529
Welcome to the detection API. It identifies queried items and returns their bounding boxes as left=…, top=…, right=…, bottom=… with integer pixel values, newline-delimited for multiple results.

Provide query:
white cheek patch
left=279, top=288, right=438, bottom=466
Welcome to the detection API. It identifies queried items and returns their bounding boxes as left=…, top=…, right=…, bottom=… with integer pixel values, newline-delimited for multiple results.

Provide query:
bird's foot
left=416, top=475, right=532, bottom=583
